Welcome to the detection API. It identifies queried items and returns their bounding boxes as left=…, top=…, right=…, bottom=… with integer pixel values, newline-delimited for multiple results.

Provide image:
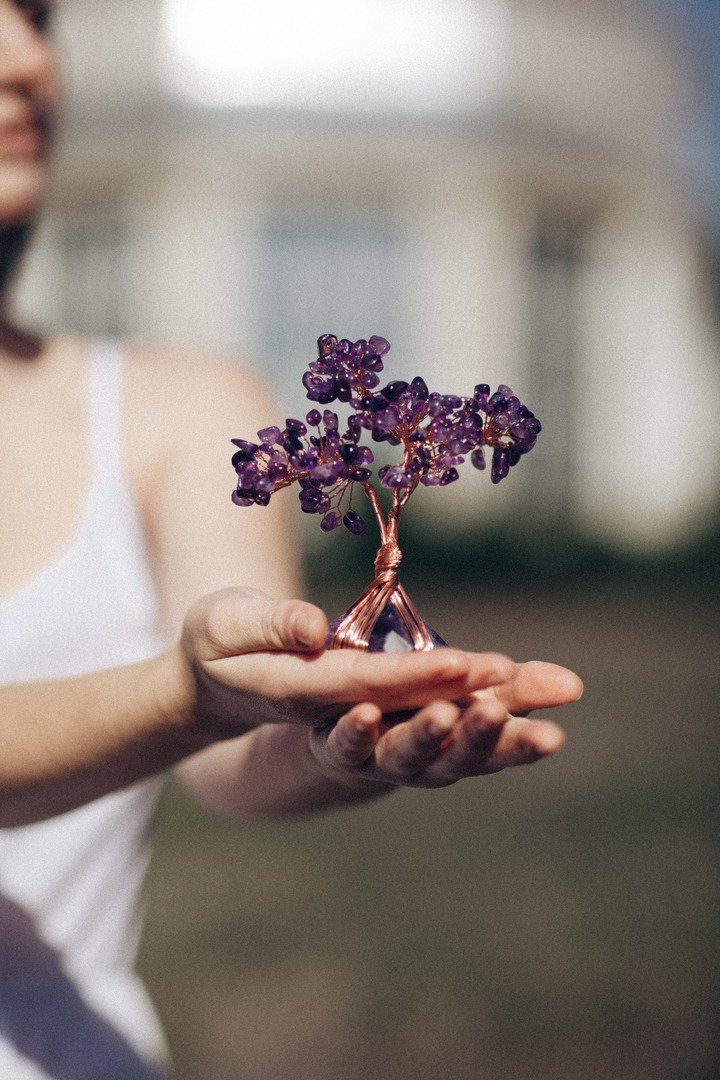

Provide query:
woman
left=0, top=2, right=582, bottom=1076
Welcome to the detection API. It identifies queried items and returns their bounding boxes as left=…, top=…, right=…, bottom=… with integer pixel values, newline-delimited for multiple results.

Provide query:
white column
left=401, top=175, right=530, bottom=526
left=575, top=198, right=720, bottom=549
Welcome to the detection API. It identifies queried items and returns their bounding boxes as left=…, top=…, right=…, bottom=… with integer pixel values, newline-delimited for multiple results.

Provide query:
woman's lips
left=0, top=122, right=45, bottom=160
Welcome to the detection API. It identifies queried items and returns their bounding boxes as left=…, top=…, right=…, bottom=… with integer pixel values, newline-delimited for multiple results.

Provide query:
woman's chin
left=0, top=161, right=45, bottom=228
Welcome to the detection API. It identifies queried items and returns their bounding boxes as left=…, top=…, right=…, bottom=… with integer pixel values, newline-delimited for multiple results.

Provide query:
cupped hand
left=179, top=587, right=516, bottom=735
left=309, top=660, right=583, bottom=788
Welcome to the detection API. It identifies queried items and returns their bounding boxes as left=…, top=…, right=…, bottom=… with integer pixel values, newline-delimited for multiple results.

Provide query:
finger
left=483, top=716, right=566, bottom=771
left=420, top=696, right=510, bottom=785
left=489, top=661, right=583, bottom=715
left=187, top=588, right=329, bottom=661
left=319, top=703, right=382, bottom=768
left=218, top=647, right=515, bottom=718
left=373, top=701, right=461, bottom=778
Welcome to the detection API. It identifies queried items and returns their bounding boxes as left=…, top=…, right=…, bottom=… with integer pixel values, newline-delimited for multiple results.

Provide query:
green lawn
left=138, top=584, right=720, bottom=1080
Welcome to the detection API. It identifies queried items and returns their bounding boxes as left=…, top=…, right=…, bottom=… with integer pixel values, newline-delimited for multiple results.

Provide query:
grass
left=137, top=571, right=720, bottom=1080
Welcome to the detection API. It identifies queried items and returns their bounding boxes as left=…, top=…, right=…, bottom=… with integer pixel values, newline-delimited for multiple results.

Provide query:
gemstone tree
left=230, top=335, right=541, bottom=652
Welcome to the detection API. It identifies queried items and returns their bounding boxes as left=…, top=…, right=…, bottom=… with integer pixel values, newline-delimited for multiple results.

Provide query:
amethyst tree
left=230, top=334, right=541, bottom=652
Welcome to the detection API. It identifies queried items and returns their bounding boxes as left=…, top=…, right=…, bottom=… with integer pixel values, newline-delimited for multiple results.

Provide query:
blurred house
left=13, top=0, right=720, bottom=552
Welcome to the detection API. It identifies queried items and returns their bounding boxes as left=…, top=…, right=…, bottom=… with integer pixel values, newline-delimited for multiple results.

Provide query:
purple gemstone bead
left=362, top=356, right=384, bottom=373
left=439, top=467, right=459, bottom=485
left=380, top=467, right=411, bottom=489
left=491, top=446, right=510, bottom=483
left=419, top=471, right=442, bottom=486
left=231, top=440, right=257, bottom=460
left=257, top=425, right=281, bottom=445
left=299, top=487, right=323, bottom=511
left=311, top=462, right=342, bottom=483
left=368, top=335, right=391, bottom=357
left=382, top=380, right=409, bottom=402
left=410, top=376, right=429, bottom=401
left=471, top=447, right=486, bottom=470
left=320, top=510, right=342, bottom=532
left=342, top=510, right=366, bottom=535
left=373, top=407, right=401, bottom=434
left=317, top=334, right=338, bottom=357
left=267, top=462, right=288, bottom=481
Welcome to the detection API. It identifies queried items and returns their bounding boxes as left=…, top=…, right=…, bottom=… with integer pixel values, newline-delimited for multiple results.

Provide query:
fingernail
left=293, top=615, right=320, bottom=648
left=428, top=715, right=454, bottom=737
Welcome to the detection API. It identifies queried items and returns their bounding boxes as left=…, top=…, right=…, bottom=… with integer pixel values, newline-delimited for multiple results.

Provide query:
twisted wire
left=373, top=540, right=402, bottom=585
left=329, top=539, right=432, bottom=652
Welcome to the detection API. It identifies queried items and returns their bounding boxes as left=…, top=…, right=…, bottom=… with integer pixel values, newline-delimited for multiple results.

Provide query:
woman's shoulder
left=123, top=340, right=274, bottom=437
left=118, top=340, right=278, bottom=500
left=36, top=335, right=268, bottom=410
left=32, top=334, right=271, bottom=421
left=124, top=340, right=269, bottom=412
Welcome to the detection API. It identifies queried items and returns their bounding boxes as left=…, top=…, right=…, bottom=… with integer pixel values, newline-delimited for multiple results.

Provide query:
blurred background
left=10, top=1, right=720, bottom=1077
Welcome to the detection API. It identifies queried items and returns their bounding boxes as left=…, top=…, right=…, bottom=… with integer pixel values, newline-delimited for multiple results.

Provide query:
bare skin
left=0, top=0, right=582, bottom=826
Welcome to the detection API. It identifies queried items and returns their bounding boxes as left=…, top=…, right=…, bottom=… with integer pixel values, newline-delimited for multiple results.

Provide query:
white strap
left=87, top=340, right=125, bottom=492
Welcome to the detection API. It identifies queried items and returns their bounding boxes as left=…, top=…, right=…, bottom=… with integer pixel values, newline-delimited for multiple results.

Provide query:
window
left=252, top=209, right=405, bottom=399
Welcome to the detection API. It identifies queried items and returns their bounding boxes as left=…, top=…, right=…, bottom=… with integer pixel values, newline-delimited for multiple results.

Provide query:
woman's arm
left=0, top=585, right=513, bottom=826
left=0, top=649, right=200, bottom=827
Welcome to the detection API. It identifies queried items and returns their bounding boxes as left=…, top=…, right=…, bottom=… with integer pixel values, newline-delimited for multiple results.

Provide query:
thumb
left=184, top=588, right=329, bottom=662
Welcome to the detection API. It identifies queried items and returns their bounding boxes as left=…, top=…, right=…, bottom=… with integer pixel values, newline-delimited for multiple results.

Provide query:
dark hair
left=0, top=225, right=33, bottom=303
left=15, top=1, right=52, bottom=32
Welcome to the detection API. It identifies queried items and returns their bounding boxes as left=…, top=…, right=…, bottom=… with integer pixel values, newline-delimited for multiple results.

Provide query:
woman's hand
left=308, top=661, right=583, bottom=789
left=178, top=587, right=517, bottom=737
left=175, top=588, right=582, bottom=817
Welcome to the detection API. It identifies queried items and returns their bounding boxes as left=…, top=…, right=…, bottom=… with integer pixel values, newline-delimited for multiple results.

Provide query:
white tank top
left=0, top=343, right=170, bottom=1079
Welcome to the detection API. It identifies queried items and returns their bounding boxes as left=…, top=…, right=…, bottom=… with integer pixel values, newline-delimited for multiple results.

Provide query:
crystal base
left=327, top=595, right=447, bottom=652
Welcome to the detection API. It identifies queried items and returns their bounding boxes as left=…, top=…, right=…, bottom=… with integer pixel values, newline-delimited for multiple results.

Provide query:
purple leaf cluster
left=231, top=334, right=541, bottom=535
left=232, top=407, right=375, bottom=535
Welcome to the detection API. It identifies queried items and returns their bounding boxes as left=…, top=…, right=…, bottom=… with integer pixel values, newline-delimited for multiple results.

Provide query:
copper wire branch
left=329, top=472, right=433, bottom=652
